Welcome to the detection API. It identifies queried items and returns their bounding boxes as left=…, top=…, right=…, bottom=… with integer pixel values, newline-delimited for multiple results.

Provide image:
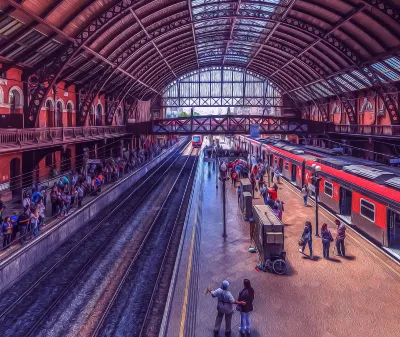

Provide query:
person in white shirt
left=301, top=184, right=308, bottom=206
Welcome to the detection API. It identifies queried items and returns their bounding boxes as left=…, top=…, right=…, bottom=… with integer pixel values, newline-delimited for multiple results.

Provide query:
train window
left=324, top=181, right=333, bottom=198
left=193, top=136, right=201, bottom=142
left=284, top=162, right=289, bottom=171
left=274, top=157, right=278, bottom=164
left=360, top=199, right=375, bottom=222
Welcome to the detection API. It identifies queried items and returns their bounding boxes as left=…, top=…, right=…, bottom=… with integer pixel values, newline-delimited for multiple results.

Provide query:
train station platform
left=161, top=152, right=400, bottom=337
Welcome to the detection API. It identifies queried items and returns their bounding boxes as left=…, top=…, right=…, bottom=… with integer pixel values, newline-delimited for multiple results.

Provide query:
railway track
left=93, top=149, right=198, bottom=337
left=0, top=141, right=193, bottom=337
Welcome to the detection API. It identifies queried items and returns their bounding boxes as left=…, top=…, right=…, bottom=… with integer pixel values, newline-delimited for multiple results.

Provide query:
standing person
left=77, top=184, right=84, bottom=208
left=270, top=168, right=275, bottom=184
left=299, top=221, right=313, bottom=258
left=237, top=185, right=241, bottom=205
left=321, top=223, right=333, bottom=259
left=275, top=168, right=281, bottom=184
left=18, top=209, right=30, bottom=244
left=272, top=204, right=282, bottom=221
left=301, top=184, right=308, bottom=206
left=2, top=217, right=12, bottom=249
left=0, top=195, right=5, bottom=224
left=38, top=199, right=46, bottom=229
left=206, top=280, right=245, bottom=337
left=275, top=199, right=284, bottom=220
left=237, top=279, right=255, bottom=336
left=23, top=193, right=31, bottom=212
left=249, top=172, right=256, bottom=198
left=10, top=211, right=19, bottom=241
left=258, top=173, right=264, bottom=192
left=335, top=219, right=346, bottom=256
left=30, top=207, right=39, bottom=237
left=51, top=188, right=58, bottom=216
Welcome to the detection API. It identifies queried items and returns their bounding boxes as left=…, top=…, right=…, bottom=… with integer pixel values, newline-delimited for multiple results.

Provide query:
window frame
left=324, top=181, right=333, bottom=198
left=360, top=198, right=375, bottom=223
left=284, top=162, right=289, bottom=171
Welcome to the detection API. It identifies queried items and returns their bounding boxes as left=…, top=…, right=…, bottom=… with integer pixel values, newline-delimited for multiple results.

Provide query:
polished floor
left=164, top=159, right=400, bottom=337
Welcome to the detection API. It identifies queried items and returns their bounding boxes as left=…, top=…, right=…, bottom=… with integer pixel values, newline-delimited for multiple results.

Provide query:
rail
left=0, top=126, right=127, bottom=148
left=327, top=124, right=400, bottom=136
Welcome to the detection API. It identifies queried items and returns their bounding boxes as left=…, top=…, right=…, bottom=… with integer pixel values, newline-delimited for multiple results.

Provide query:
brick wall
left=0, top=68, right=24, bottom=116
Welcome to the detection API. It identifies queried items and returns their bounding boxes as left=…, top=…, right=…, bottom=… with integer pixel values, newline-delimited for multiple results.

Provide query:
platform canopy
left=0, top=0, right=399, bottom=124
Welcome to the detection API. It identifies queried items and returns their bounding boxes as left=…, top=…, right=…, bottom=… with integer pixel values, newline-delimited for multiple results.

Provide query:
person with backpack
left=299, top=221, right=313, bottom=258
left=237, top=279, right=255, bottom=336
left=10, top=211, right=19, bottom=241
left=272, top=204, right=282, bottom=221
left=321, top=223, right=334, bottom=259
left=2, top=216, right=12, bottom=249
left=206, top=280, right=245, bottom=337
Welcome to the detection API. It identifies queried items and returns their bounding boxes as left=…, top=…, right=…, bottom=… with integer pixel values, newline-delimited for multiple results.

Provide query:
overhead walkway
left=129, top=116, right=327, bottom=135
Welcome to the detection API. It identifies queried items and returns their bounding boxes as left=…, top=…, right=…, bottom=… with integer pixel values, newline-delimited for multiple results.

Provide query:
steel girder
left=148, top=115, right=326, bottom=135
left=23, top=0, right=157, bottom=127
left=362, top=67, right=400, bottom=125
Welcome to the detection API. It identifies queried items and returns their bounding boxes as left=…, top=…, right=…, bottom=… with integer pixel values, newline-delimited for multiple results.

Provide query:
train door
left=291, top=163, right=297, bottom=182
left=278, top=158, right=283, bottom=172
left=388, top=209, right=400, bottom=249
left=339, top=187, right=352, bottom=216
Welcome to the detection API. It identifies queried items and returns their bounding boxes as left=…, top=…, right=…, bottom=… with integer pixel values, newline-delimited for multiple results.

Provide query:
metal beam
left=270, top=3, right=365, bottom=77
left=5, top=0, right=159, bottom=94
left=246, top=0, right=297, bottom=69
left=188, top=0, right=200, bottom=68
left=222, top=0, right=241, bottom=65
left=129, top=8, right=177, bottom=79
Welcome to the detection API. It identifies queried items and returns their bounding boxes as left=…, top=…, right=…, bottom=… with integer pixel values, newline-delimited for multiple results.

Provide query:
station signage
left=250, top=124, right=260, bottom=138
left=389, top=158, right=400, bottom=164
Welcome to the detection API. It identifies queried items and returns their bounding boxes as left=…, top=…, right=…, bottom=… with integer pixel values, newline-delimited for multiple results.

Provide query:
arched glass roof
left=0, top=0, right=399, bottom=116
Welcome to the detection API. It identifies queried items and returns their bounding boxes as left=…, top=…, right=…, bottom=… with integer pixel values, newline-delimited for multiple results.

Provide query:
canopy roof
left=0, top=0, right=399, bottom=102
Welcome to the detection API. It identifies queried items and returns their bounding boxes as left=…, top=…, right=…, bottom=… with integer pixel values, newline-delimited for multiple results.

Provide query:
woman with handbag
left=299, top=221, right=313, bottom=258
left=321, top=223, right=334, bottom=259
left=237, top=279, right=255, bottom=336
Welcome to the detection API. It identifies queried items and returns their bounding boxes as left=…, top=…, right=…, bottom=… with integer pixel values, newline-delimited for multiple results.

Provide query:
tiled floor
left=165, top=159, right=400, bottom=337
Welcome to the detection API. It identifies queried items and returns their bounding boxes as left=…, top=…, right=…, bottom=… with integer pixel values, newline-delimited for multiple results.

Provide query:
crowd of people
left=0, top=140, right=176, bottom=251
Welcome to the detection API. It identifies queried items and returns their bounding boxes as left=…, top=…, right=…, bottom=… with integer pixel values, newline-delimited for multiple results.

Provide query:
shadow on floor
left=327, top=257, right=342, bottom=263
left=341, top=255, right=356, bottom=261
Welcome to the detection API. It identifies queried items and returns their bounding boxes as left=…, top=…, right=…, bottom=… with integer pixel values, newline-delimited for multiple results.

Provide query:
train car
left=191, top=135, right=203, bottom=148
left=235, top=135, right=400, bottom=252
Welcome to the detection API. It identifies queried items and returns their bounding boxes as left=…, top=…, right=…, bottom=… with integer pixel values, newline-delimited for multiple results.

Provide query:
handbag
left=298, top=238, right=305, bottom=246
left=236, top=305, right=242, bottom=312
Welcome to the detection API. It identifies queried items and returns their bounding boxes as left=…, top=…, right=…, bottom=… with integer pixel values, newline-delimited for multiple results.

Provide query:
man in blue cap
left=206, top=280, right=245, bottom=336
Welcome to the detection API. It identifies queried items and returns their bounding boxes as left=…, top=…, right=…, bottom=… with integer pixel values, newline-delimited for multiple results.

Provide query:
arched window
left=45, top=99, right=54, bottom=127
left=66, top=102, right=73, bottom=127
left=96, top=104, right=102, bottom=126
left=115, top=107, right=123, bottom=125
left=0, top=86, right=4, bottom=103
left=9, top=90, right=20, bottom=113
left=8, top=86, right=23, bottom=114
left=56, top=101, right=63, bottom=127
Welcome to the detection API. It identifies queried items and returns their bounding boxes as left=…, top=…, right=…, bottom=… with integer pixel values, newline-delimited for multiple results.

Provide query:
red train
left=235, top=135, right=400, bottom=252
left=191, top=135, right=203, bottom=148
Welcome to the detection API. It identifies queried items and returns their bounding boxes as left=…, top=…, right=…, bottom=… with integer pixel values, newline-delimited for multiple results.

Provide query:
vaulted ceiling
left=0, top=1, right=399, bottom=115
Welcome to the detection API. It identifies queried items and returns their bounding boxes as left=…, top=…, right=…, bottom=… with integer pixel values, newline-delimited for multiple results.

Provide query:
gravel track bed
left=98, top=156, right=197, bottom=337
left=0, top=145, right=187, bottom=337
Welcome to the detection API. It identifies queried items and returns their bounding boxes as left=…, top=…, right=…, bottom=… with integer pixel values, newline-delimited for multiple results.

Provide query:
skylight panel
left=341, top=74, right=366, bottom=89
left=351, top=70, right=372, bottom=86
left=333, top=76, right=356, bottom=91
left=371, top=62, right=400, bottom=81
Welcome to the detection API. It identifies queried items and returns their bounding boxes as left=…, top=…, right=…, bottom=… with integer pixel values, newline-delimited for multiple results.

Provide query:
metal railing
left=327, top=124, right=400, bottom=136
left=0, top=126, right=127, bottom=147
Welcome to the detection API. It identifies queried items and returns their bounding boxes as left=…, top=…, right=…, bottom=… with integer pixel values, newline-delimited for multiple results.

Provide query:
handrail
left=0, top=126, right=127, bottom=147
left=327, top=124, right=400, bottom=136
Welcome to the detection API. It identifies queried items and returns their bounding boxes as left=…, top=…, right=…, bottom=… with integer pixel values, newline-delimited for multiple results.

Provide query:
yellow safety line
left=280, top=178, right=400, bottom=278
left=179, top=194, right=198, bottom=337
